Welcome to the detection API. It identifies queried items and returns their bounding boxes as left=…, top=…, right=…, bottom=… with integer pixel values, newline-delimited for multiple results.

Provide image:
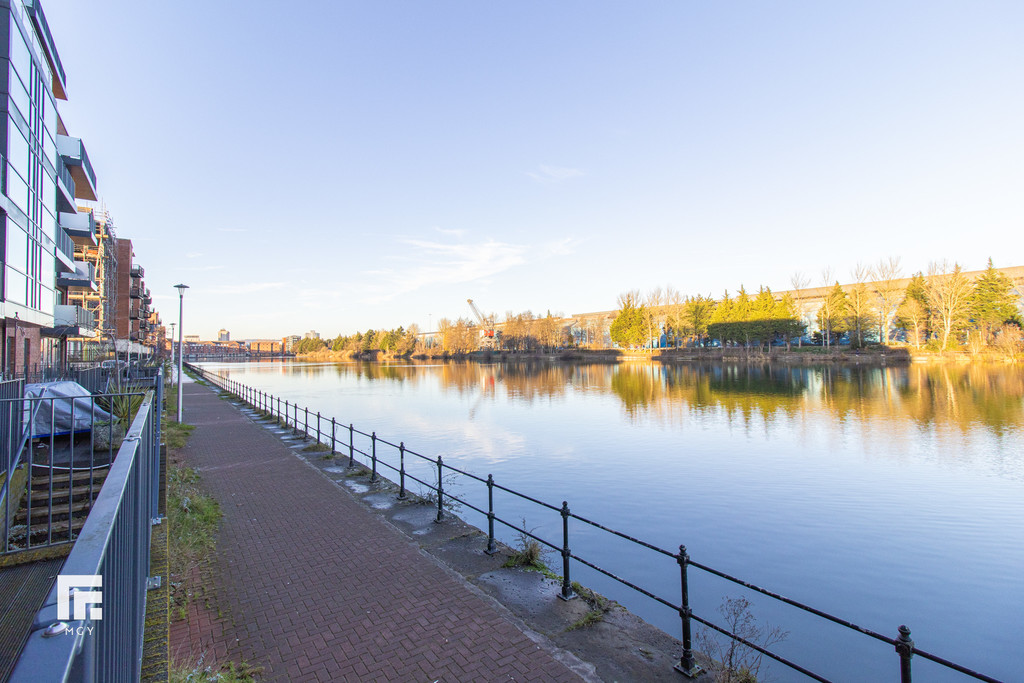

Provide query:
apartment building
left=0, top=0, right=104, bottom=376
left=113, top=237, right=152, bottom=355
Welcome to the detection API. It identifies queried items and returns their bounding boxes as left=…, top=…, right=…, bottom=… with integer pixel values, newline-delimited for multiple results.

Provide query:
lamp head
left=174, top=284, right=189, bottom=294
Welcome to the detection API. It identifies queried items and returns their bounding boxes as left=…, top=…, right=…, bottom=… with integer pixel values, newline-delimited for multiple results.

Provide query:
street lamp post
left=169, top=322, right=176, bottom=365
left=174, top=284, right=189, bottom=422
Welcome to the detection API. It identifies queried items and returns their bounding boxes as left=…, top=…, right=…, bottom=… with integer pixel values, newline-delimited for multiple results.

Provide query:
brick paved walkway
left=169, top=381, right=583, bottom=682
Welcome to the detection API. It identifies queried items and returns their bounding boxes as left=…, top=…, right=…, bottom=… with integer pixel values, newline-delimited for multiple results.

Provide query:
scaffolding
left=66, top=203, right=118, bottom=361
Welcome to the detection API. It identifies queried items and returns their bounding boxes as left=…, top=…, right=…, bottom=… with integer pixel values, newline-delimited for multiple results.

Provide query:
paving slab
left=170, top=381, right=587, bottom=682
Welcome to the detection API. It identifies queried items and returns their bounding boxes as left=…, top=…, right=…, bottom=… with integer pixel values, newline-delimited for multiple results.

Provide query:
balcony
left=55, top=156, right=76, bottom=213
left=139, top=320, right=150, bottom=331
left=130, top=286, right=143, bottom=299
left=56, top=135, right=97, bottom=201
left=131, top=265, right=144, bottom=279
left=25, top=0, right=68, bottom=100
left=55, top=261, right=97, bottom=291
left=46, top=304, right=97, bottom=337
left=129, top=306, right=143, bottom=320
left=54, top=227, right=75, bottom=270
left=58, top=210, right=97, bottom=245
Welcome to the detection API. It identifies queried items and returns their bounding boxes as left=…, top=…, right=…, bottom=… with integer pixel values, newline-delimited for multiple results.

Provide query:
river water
left=198, top=360, right=1023, bottom=682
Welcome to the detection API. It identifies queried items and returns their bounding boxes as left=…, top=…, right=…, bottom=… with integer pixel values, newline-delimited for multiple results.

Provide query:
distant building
left=184, top=334, right=200, bottom=343
left=248, top=339, right=283, bottom=355
left=218, top=329, right=230, bottom=342
left=113, top=238, right=151, bottom=355
left=283, top=335, right=300, bottom=353
left=304, top=330, right=320, bottom=340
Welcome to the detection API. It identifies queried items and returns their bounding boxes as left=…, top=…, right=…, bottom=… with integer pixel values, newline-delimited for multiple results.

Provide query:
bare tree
left=644, top=287, right=665, bottom=350
left=927, top=261, right=973, bottom=349
left=696, top=596, right=788, bottom=683
left=872, top=257, right=903, bottom=344
left=846, top=263, right=875, bottom=348
left=819, top=267, right=835, bottom=350
left=789, top=272, right=811, bottom=347
left=665, top=286, right=685, bottom=347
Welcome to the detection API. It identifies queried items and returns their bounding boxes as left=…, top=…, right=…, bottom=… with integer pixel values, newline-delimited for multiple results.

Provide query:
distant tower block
left=218, top=329, right=230, bottom=342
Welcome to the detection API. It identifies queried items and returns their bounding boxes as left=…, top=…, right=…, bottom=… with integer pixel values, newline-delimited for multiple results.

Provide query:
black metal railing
left=189, top=364, right=1001, bottom=683
left=4, top=362, right=148, bottom=394
left=8, top=380, right=162, bottom=682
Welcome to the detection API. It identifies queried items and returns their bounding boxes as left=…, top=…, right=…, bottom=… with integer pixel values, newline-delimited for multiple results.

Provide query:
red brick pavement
left=169, top=381, right=583, bottom=682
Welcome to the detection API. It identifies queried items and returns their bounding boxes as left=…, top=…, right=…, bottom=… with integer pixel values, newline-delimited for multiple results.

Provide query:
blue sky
left=46, top=1, right=1024, bottom=340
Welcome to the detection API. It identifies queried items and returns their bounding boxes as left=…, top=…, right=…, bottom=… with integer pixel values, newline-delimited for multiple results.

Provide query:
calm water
left=200, top=360, right=1024, bottom=682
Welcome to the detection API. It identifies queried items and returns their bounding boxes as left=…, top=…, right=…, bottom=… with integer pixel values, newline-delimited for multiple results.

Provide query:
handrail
left=188, top=364, right=1002, bottom=683
left=8, top=377, right=162, bottom=681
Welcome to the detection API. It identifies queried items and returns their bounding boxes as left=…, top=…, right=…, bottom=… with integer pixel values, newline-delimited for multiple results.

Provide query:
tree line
left=293, top=325, right=422, bottom=356
left=611, top=258, right=1022, bottom=353
left=435, top=311, right=569, bottom=354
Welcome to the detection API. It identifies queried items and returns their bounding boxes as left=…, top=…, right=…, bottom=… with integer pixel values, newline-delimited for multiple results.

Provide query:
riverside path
left=168, top=380, right=585, bottom=682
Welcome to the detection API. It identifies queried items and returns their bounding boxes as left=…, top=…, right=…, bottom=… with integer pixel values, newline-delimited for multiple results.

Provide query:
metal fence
left=0, top=384, right=155, bottom=555
left=190, top=364, right=1000, bottom=683
left=8, top=382, right=162, bottom=682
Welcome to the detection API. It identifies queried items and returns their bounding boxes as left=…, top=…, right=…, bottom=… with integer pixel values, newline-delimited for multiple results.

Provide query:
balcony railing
left=56, top=135, right=98, bottom=201
left=55, top=156, right=76, bottom=211
left=55, top=261, right=96, bottom=289
left=58, top=211, right=97, bottom=244
left=53, top=304, right=96, bottom=330
left=129, top=286, right=142, bottom=299
left=130, top=265, right=144, bottom=279
left=54, top=227, right=75, bottom=265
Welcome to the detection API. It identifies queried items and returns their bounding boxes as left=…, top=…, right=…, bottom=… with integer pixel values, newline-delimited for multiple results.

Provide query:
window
left=4, top=266, right=26, bottom=305
left=5, top=162, right=28, bottom=215
left=7, top=116, right=29, bottom=181
left=8, top=66, right=30, bottom=124
left=9, top=22, right=31, bottom=93
left=5, top=221, right=28, bottom=273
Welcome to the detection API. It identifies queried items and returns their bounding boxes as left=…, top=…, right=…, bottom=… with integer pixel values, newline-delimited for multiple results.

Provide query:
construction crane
left=467, top=299, right=496, bottom=341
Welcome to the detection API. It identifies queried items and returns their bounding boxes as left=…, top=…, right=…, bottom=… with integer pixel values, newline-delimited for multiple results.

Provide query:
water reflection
left=288, top=361, right=1024, bottom=436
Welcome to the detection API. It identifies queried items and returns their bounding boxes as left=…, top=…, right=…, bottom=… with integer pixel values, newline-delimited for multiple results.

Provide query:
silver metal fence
left=8, top=385, right=160, bottom=682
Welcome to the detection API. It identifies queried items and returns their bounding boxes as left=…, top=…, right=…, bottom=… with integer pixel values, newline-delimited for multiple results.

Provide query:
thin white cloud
left=360, top=239, right=527, bottom=303
left=208, top=282, right=286, bottom=295
left=527, top=164, right=585, bottom=184
left=540, top=237, right=582, bottom=258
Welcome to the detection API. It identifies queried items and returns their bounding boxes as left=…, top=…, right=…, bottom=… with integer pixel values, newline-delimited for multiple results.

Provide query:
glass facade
left=2, top=1, right=61, bottom=319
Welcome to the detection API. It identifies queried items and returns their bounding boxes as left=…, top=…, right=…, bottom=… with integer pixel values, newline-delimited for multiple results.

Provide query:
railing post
left=330, top=418, right=336, bottom=455
left=284, top=400, right=290, bottom=429
left=896, top=625, right=914, bottom=683
left=398, top=443, right=407, bottom=499
left=317, top=411, right=321, bottom=445
left=371, top=432, right=377, bottom=482
left=674, top=545, right=703, bottom=677
left=304, top=406, right=309, bottom=439
left=348, top=423, right=354, bottom=467
left=435, top=456, right=444, bottom=522
left=485, top=474, right=497, bottom=554
left=558, top=501, right=575, bottom=600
